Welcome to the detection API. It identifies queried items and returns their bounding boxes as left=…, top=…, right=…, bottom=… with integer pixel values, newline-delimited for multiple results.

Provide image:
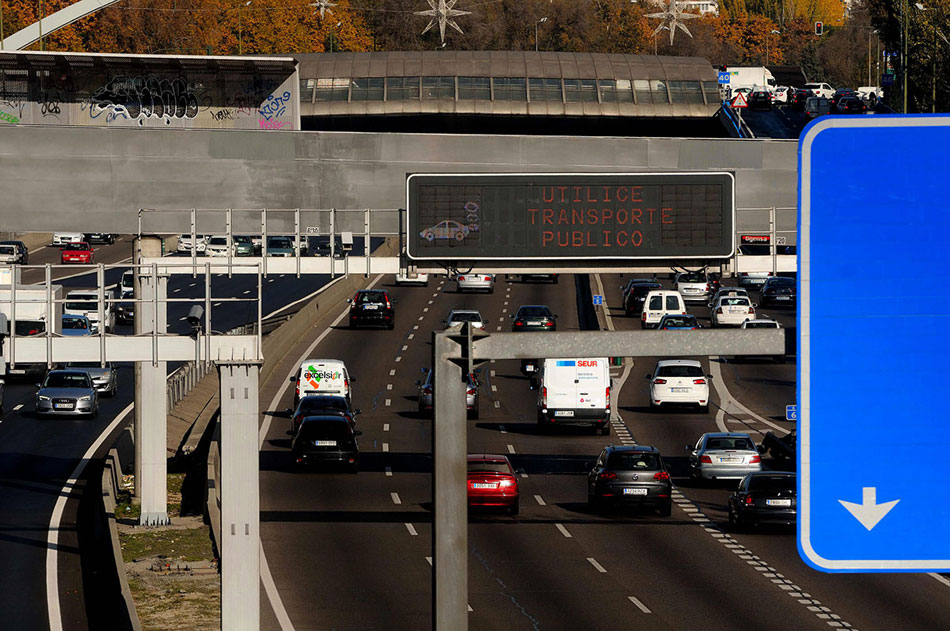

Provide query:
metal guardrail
left=166, top=360, right=214, bottom=410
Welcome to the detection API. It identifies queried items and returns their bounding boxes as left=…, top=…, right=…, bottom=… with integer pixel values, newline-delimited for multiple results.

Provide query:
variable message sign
left=406, top=173, right=735, bottom=261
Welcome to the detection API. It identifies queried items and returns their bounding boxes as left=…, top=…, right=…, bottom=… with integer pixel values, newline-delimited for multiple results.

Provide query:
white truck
left=725, top=66, right=776, bottom=93
left=0, top=284, right=64, bottom=378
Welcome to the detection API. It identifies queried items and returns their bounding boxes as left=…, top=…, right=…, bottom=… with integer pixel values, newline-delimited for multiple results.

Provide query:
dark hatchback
left=748, top=89, right=772, bottom=110
left=510, top=305, right=557, bottom=331
left=347, top=289, right=396, bottom=329
left=587, top=445, right=672, bottom=515
left=291, top=394, right=360, bottom=434
left=788, top=88, right=815, bottom=110
left=622, top=280, right=662, bottom=316
left=291, top=416, right=360, bottom=472
left=83, top=233, right=116, bottom=244
left=728, top=471, right=797, bottom=529
left=759, top=276, right=796, bottom=307
left=837, top=96, right=867, bottom=114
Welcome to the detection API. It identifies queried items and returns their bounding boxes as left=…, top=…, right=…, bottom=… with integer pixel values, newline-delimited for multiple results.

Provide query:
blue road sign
left=785, top=405, right=797, bottom=421
left=592, top=294, right=604, bottom=306
left=882, top=72, right=895, bottom=86
left=717, top=71, right=730, bottom=84
left=800, top=115, right=950, bottom=572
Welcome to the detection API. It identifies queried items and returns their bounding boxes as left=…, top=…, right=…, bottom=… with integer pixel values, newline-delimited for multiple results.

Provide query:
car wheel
left=659, top=500, right=672, bottom=517
left=699, top=403, right=709, bottom=414
left=387, top=321, right=395, bottom=330
left=552, top=276, right=558, bottom=284
left=349, top=461, right=359, bottom=474
left=507, top=501, right=519, bottom=517
left=423, top=231, right=435, bottom=241
left=728, top=507, right=742, bottom=531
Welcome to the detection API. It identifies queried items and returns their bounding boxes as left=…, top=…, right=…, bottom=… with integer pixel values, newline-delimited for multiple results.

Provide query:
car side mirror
left=707, top=303, right=713, bottom=308
left=289, top=376, right=296, bottom=383
left=685, top=444, right=693, bottom=451
left=35, top=383, right=42, bottom=389
left=752, top=303, right=758, bottom=308
left=345, top=298, right=352, bottom=304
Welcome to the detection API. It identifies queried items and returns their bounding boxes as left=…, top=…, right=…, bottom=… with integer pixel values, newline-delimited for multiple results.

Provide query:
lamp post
left=329, top=20, right=342, bottom=53
left=238, top=1, right=251, bottom=55
left=535, top=17, right=547, bottom=52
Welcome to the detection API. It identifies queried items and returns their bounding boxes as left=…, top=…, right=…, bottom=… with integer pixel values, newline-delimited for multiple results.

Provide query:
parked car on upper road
left=728, top=471, right=797, bottom=529
left=587, top=445, right=672, bottom=515
left=687, top=432, right=761, bottom=481
left=0, top=240, right=28, bottom=264
left=177, top=234, right=208, bottom=253
left=467, top=454, right=519, bottom=515
left=266, top=236, right=296, bottom=257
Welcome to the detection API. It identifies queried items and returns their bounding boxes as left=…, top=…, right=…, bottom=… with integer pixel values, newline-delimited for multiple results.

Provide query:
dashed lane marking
left=413, top=325, right=419, bottom=330
left=499, top=425, right=507, bottom=434
left=418, top=316, right=424, bottom=321
left=507, top=444, right=515, bottom=454
left=496, top=326, right=501, bottom=331
left=384, top=399, right=391, bottom=407
left=408, top=334, right=414, bottom=340
left=401, top=345, right=408, bottom=351
left=391, top=492, right=401, bottom=505
left=13, top=404, right=23, bottom=411
left=395, top=357, right=402, bottom=362
left=555, top=524, right=572, bottom=538
left=387, top=384, right=393, bottom=390
left=491, top=385, right=497, bottom=392
left=627, top=596, right=652, bottom=614
left=385, top=467, right=393, bottom=477
left=173, top=288, right=181, bottom=293
left=534, top=495, right=546, bottom=506
left=382, top=443, right=389, bottom=452
left=405, top=523, right=418, bottom=536
left=390, top=369, right=396, bottom=376
left=428, top=300, right=433, bottom=305
left=383, top=423, right=390, bottom=431
left=426, top=556, right=432, bottom=566
left=493, top=401, right=500, bottom=408
left=423, top=307, right=429, bottom=312
left=587, top=557, right=607, bottom=573
left=490, top=370, right=496, bottom=377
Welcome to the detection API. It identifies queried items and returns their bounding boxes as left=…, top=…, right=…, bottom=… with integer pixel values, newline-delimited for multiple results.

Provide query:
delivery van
left=290, top=359, right=353, bottom=408
left=536, top=358, right=611, bottom=435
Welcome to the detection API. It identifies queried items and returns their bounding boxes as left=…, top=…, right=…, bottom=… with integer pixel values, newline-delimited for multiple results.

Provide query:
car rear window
left=62, top=317, right=89, bottom=330
left=661, top=316, right=694, bottom=327
left=722, top=297, right=750, bottom=306
left=665, top=296, right=681, bottom=310
left=518, top=306, right=550, bottom=317
left=705, top=437, right=755, bottom=450
left=468, top=460, right=510, bottom=474
left=748, top=476, right=796, bottom=492
left=770, top=278, right=796, bottom=286
left=648, top=296, right=663, bottom=309
left=297, top=420, right=352, bottom=440
left=450, top=312, right=481, bottom=322
left=358, top=291, right=386, bottom=303
left=607, top=452, right=660, bottom=470
left=744, top=321, right=778, bottom=329
left=657, top=365, right=704, bottom=378
left=678, top=272, right=706, bottom=283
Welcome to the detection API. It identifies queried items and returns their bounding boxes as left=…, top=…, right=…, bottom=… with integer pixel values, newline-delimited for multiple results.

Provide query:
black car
left=115, top=289, right=135, bottom=324
left=83, top=233, right=116, bottom=244
left=511, top=273, right=558, bottom=283
left=291, top=415, right=360, bottom=472
left=748, top=89, right=772, bottom=110
left=728, top=472, right=797, bottom=529
left=831, top=88, right=857, bottom=109
left=347, top=289, right=396, bottom=329
left=788, top=88, right=814, bottom=110
left=759, top=276, right=796, bottom=307
left=837, top=96, right=866, bottom=114
left=621, top=279, right=661, bottom=316
left=0, top=240, right=28, bottom=264
left=291, top=394, right=360, bottom=434
left=759, top=429, right=795, bottom=462
left=657, top=314, right=702, bottom=330
left=587, top=445, right=672, bottom=515
left=510, top=305, right=556, bottom=331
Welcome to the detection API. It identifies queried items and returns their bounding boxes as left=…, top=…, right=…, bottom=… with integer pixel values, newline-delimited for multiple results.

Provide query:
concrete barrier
left=101, top=441, right=142, bottom=631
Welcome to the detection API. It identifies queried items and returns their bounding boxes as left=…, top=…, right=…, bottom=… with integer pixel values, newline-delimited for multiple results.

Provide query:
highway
left=0, top=236, right=345, bottom=631
left=256, top=271, right=950, bottom=630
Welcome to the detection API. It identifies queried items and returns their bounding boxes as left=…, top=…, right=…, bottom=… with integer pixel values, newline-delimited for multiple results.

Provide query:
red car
left=467, top=454, right=519, bottom=515
left=61, top=242, right=94, bottom=264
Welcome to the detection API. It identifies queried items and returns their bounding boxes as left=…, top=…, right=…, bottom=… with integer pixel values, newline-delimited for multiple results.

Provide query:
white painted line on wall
left=506, top=444, right=515, bottom=454
left=385, top=467, right=393, bottom=477
left=382, top=443, right=390, bottom=452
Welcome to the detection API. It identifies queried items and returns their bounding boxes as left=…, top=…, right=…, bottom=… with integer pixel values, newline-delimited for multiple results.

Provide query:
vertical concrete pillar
left=432, top=331, right=468, bottom=631
left=133, top=237, right=170, bottom=526
left=218, top=362, right=262, bottom=631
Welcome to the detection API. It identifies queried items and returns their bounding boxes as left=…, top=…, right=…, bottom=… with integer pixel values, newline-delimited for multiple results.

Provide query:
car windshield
left=268, top=237, right=292, bottom=247
left=70, top=244, right=90, bottom=250
left=607, top=452, right=661, bottom=470
left=633, top=285, right=661, bottom=297
left=657, top=365, right=703, bottom=378
left=62, top=317, right=89, bottom=330
left=234, top=236, right=251, bottom=244
left=468, top=460, right=510, bottom=474
left=208, top=237, right=227, bottom=245
left=14, top=320, right=45, bottom=336
left=358, top=292, right=386, bottom=304
left=297, top=420, right=352, bottom=440
left=67, top=362, right=108, bottom=368
left=298, top=397, right=348, bottom=414
left=748, top=475, right=796, bottom=492
left=705, top=437, right=755, bottom=451
left=45, top=372, right=90, bottom=388
left=449, top=312, right=481, bottom=322
left=744, top=321, right=778, bottom=329
left=661, top=316, right=694, bottom=327
left=518, top=307, right=551, bottom=318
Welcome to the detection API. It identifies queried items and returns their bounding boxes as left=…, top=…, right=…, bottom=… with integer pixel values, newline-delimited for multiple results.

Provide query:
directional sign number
left=592, top=294, right=604, bottom=306
left=785, top=404, right=797, bottom=421
left=718, top=71, right=731, bottom=84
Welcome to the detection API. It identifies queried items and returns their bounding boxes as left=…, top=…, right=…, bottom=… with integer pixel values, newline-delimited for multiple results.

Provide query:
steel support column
left=218, top=361, right=262, bottom=631
left=432, top=329, right=468, bottom=631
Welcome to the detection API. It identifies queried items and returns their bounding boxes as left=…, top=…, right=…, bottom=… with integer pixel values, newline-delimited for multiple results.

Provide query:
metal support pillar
left=133, top=236, right=170, bottom=526
left=432, top=328, right=468, bottom=631
left=218, top=361, right=262, bottom=631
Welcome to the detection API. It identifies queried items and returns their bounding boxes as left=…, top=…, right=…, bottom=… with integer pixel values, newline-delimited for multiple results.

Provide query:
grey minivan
left=805, top=96, right=831, bottom=119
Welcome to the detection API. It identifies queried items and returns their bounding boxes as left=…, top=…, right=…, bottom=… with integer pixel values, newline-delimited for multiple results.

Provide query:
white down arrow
left=838, top=487, right=900, bottom=531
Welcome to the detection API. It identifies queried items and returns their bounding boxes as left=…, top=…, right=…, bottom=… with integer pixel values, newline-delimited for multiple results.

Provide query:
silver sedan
left=66, top=362, right=119, bottom=397
left=35, top=370, right=99, bottom=418
left=455, top=273, right=494, bottom=293
left=687, top=432, right=761, bottom=481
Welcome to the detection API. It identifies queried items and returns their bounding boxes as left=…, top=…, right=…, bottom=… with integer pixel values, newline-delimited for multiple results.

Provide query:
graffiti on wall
left=89, top=75, right=201, bottom=121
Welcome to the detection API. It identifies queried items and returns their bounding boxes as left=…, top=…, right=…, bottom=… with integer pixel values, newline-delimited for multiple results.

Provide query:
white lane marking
left=189, top=282, right=197, bottom=287
left=214, top=302, right=222, bottom=307
left=418, top=316, right=424, bottom=321
left=468, top=605, right=474, bottom=612
left=534, top=495, right=546, bottom=506
left=173, top=287, right=182, bottom=293
left=390, top=369, right=396, bottom=376
left=408, top=334, right=414, bottom=340
left=490, top=370, right=496, bottom=377
left=395, top=357, right=402, bottom=363
left=428, top=300, right=434, bottom=305
left=426, top=556, right=433, bottom=566
left=383, top=423, right=390, bottom=431
left=929, top=573, right=950, bottom=588
left=503, top=301, right=508, bottom=305
left=609, top=361, right=632, bottom=422
left=593, top=274, right=615, bottom=331
left=413, top=325, right=419, bottom=330
left=587, top=557, right=607, bottom=573
left=401, top=345, right=408, bottom=351
left=257, top=274, right=385, bottom=631
left=48, top=402, right=132, bottom=631
left=382, top=443, right=390, bottom=452
left=498, top=317, right=504, bottom=322
left=405, top=523, right=418, bottom=536
left=501, top=308, right=507, bottom=313
left=391, top=492, right=402, bottom=505
left=384, top=399, right=391, bottom=407
left=506, top=444, right=515, bottom=454
left=13, top=404, right=22, bottom=411
left=387, top=384, right=393, bottom=390
left=555, top=523, right=572, bottom=538
left=708, top=356, right=788, bottom=434
left=423, top=307, right=429, bottom=312
left=243, top=289, right=251, bottom=295
left=491, top=385, right=497, bottom=392
left=493, top=401, right=500, bottom=408
left=520, top=472, right=528, bottom=479
left=385, top=467, right=393, bottom=477
left=627, top=596, right=652, bottom=614
left=432, top=293, right=439, bottom=298
left=499, top=425, right=507, bottom=434
left=496, top=326, right=501, bottom=331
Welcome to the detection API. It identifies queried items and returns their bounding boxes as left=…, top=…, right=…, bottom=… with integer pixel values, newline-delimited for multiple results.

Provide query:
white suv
left=803, top=82, right=833, bottom=99
left=647, top=359, right=711, bottom=412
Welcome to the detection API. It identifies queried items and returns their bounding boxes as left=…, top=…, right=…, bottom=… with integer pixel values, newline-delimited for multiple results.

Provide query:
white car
left=456, top=272, right=494, bottom=293
left=205, top=235, right=232, bottom=257
left=443, top=309, right=485, bottom=330
left=711, top=286, right=748, bottom=305
left=177, top=234, right=207, bottom=253
left=709, top=294, right=757, bottom=327
left=737, top=271, right=773, bottom=288
left=52, top=232, right=84, bottom=247
left=0, top=244, right=20, bottom=264
left=772, top=86, right=790, bottom=103
left=647, top=359, right=710, bottom=412
left=395, top=270, right=429, bottom=286
left=688, top=432, right=762, bottom=481
left=740, top=317, right=780, bottom=330
left=803, top=82, right=834, bottom=99
left=64, top=288, right=115, bottom=334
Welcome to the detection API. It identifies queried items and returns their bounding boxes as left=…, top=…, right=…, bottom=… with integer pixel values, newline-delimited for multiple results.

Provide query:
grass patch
left=128, top=577, right=220, bottom=630
left=120, top=525, right=213, bottom=563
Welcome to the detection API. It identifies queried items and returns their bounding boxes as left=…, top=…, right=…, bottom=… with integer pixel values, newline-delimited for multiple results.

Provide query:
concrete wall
left=0, top=125, right=797, bottom=235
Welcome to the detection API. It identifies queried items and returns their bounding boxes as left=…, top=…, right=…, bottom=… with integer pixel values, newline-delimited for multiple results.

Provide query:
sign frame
left=405, top=172, right=736, bottom=262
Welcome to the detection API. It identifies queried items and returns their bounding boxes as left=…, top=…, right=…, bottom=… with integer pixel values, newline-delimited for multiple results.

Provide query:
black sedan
left=728, top=472, right=797, bottom=530
left=758, top=276, right=796, bottom=307
left=291, top=394, right=360, bottom=434
left=83, top=233, right=116, bottom=244
left=621, top=280, right=661, bottom=316
left=788, top=88, right=814, bottom=110
left=748, top=89, right=772, bottom=110
left=510, top=305, right=557, bottom=331
left=292, top=415, right=360, bottom=472
left=347, top=289, right=396, bottom=329
left=587, top=445, right=672, bottom=515
left=837, top=96, right=867, bottom=114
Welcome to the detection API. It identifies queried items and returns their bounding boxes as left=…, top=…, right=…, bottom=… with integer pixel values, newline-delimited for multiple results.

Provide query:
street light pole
left=535, top=17, right=547, bottom=52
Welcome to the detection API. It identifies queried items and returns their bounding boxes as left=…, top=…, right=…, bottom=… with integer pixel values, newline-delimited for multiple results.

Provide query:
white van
left=290, top=359, right=353, bottom=408
left=640, top=290, right=687, bottom=329
left=536, top=358, right=611, bottom=435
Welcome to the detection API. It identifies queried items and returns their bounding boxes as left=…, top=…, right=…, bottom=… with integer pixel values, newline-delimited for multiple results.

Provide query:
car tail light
left=716, top=307, right=723, bottom=314
left=423, top=387, right=432, bottom=395
left=605, top=386, right=610, bottom=409
left=541, top=386, right=548, bottom=406
left=295, top=384, right=300, bottom=396
left=750, top=455, right=761, bottom=464
left=693, top=378, right=706, bottom=385
left=748, top=308, right=756, bottom=315
left=514, top=321, right=524, bottom=327
left=653, top=378, right=666, bottom=385
left=745, top=495, right=754, bottom=505
left=641, top=311, right=647, bottom=321
left=385, top=297, right=392, bottom=309
left=544, top=321, right=553, bottom=327
left=484, top=276, right=491, bottom=281
left=499, top=478, right=515, bottom=487
left=458, top=275, right=465, bottom=281
left=700, top=455, right=712, bottom=464
left=598, top=471, right=617, bottom=480
left=653, top=471, right=670, bottom=481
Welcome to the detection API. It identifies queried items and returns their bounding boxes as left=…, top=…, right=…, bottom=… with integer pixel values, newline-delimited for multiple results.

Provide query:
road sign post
left=800, top=115, right=950, bottom=572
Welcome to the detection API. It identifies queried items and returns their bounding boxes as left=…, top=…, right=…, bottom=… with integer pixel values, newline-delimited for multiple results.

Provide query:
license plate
left=9, top=369, right=25, bottom=374
left=766, top=499, right=792, bottom=506
left=554, top=410, right=574, bottom=417
left=719, top=457, right=741, bottom=463
left=472, top=483, right=497, bottom=489
left=671, top=387, right=690, bottom=393
left=776, top=296, right=791, bottom=300
left=313, top=440, right=337, bottom=446
left=524, top=365, right=535, bottom=372
left=623, top=488, right=648, bottom=496
left=363, top=305, right=378, bottom=310
left=728, top=307, right=743, bottom=314
left=528, top=321, right=542, bottom=326
left=54, top=403, right=74, bottom=409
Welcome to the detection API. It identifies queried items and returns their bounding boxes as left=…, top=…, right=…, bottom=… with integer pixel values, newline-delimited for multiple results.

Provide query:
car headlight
left=79, top=395, right=92, bottom=402
left=38, top=395, right=51, bottom=402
